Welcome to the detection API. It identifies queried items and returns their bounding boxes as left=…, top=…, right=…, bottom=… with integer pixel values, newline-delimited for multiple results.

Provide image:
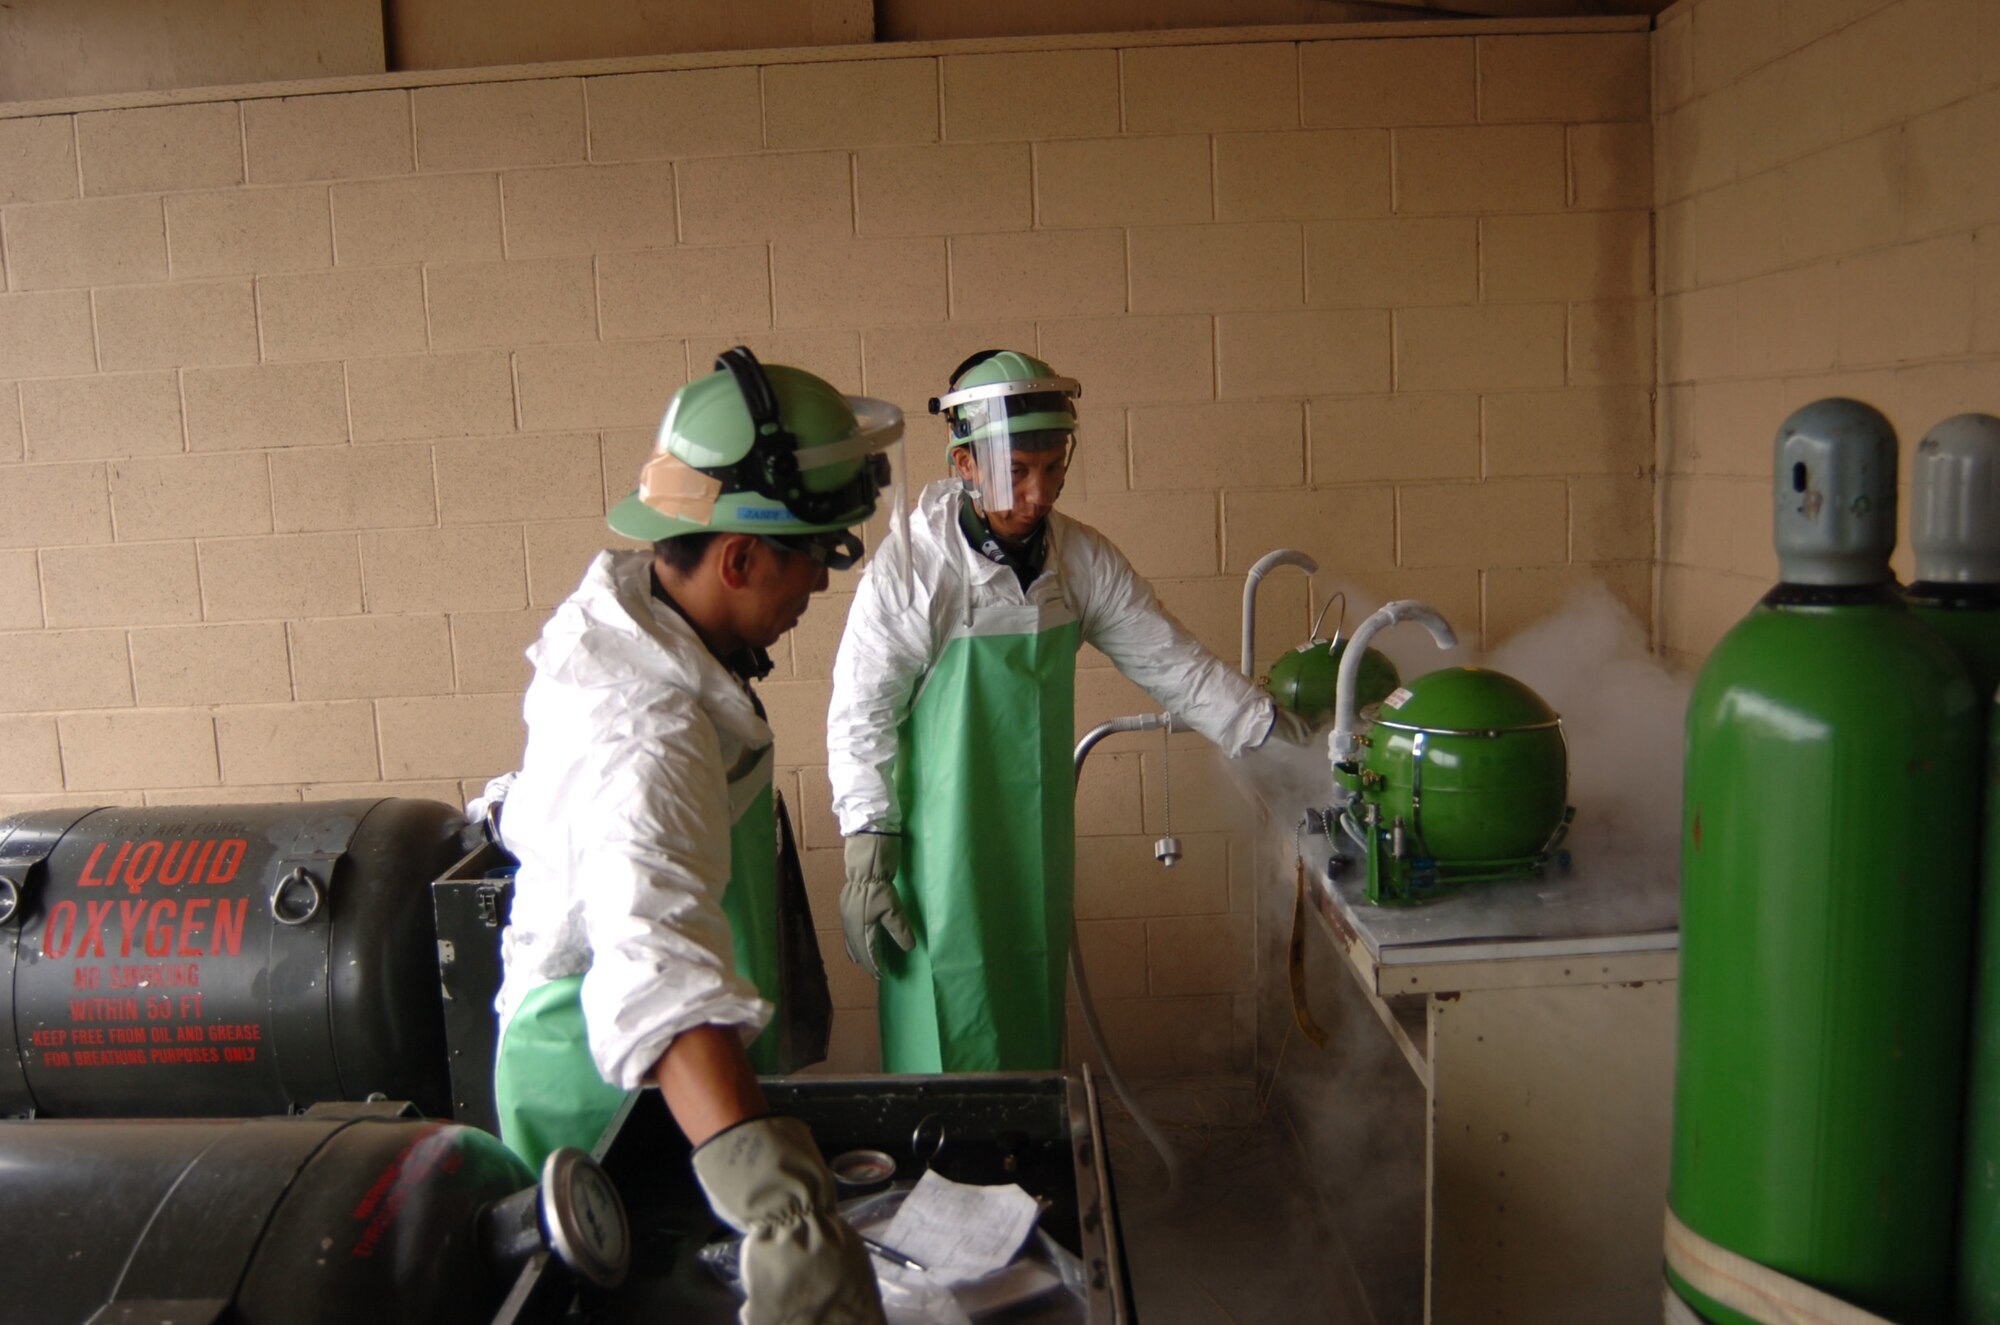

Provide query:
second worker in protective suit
left=827, top=349, right=1311, bottom=1074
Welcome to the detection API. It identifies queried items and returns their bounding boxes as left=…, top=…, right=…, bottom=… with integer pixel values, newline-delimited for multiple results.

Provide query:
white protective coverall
left=493, top=548, right=776, bottom=1162
left=827, top=478, right=1277, bottom=1071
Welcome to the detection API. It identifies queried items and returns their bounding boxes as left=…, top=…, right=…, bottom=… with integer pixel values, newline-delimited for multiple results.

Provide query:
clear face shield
left=929, top=377, right=1082, bottom=515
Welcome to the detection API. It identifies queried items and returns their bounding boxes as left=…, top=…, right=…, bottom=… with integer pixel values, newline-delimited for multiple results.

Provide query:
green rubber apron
left=495, top=760, right=783, bottom=1170
left=878, top=594, right=1081, bottom=1073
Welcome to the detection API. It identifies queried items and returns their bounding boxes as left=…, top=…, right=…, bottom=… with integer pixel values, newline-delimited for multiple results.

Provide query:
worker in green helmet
left=826, top=349, right=1313, bottom=1073
left=482, top=349, right=898, bottom=1323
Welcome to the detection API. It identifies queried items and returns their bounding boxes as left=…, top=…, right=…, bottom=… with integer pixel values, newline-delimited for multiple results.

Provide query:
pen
left=860, top=1234, right=927, bottom=1272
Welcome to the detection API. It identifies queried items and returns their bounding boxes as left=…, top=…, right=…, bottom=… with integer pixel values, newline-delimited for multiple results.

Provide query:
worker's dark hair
left=653, top=532, right=720, bottom=573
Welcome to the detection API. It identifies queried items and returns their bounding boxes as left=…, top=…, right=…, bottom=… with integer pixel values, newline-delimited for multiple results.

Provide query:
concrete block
left=788, top=590, right=850, bottom=681
left=1979, top=226, right=2000, bottom=354
left=42, top=541, right=200, bottom=627
left=348, top=351, right=517, bottom=442
left=1569, top=121, right=1652, bottom=211
left=1128, top=222, right=1303, bottom=314
left=1486, top=562, right=1651, bottom=648
left=184, top=361, right=349, bottom=451
left=1395, top=304, right=1565, bottom=392
left=291, top=614, right=454, bottom=699
left=244, top=90, right=413, bottom=183
left=765, top=58, right=938, bottom=149
left=1781, top=131, right=1902, bottom=266
left=1399, top=479, right=1568, bottom=568
left=77, top=102, right=241, bottom=196
left=792, top=765, right=840, bottom=851
left=947, top=228, right=1124, bottom=321
left=1732, top=56, right=1791, bottom=180
left=1653, top=97, right=1734, bottom=208
left=1481, top=387, right=1651, bottom=478
left=1302, top=37, right=1474, bottom=127
left=585, top=68, right=764, bottom=162
left=681, top=330, right=864, bottom=395
left=1310, top=392, right=1479, bottom=483
left=1306, top=216, right=1475, bottom=308
left=415, top=79, right=586, bottom=171
left=0, top=290, right=97, bottom=378
left=1216, top=309, right=1391, bottom=398
left=427, top=256, right=597, bottom=349
left=1569, top=300, right=1655, bottom=387
left=501, top=161, right=678, bottom=257
left=58, top=709, right=218, bottom=791
left=1838, top=232, right=1975, bottom=368
left=1483, top=210, right=1651, bottom=303
left=772, top=236, right=945, bottom=328
left=1214, top=128, right=1391, bottom=222
left=269, top=443, right=437, bottom=533
left=0, top=384, right=16, bottom=461
left=525, top=519, right=643, bottom=606
left=21, top=373, right=183, bottom=462
left=1835, top=0, right=1978, bottom=138
left=757, top=678, right=833, bottom=764
left=436, top=432, right=603, bottom=525
left=362, top=526, right=528, bottom=614
left=0, top=462, right=112, bottom=549
left=1074, top=919, right=1147, bottom=998
left=0, top=551, right=42, bottom=630
left=598, top=246, right=770, bottom=339
left=1904, top=88, right=2000, bottom=240
left=1123, top=43, right=1298, bottom=133
left=1084, top=991, right=1238, bottom=1074
left=331, top=174, right=503, bottom=265
left=1659, top=287, right=1736, bottom=385
left=1689, top=174, right=1785, bottom=287
left=678, top=151, right=853, bottom=246
left=0, top=716, right=62, bottom=793
left=452, top=609, right=545, bottom=693
left=164, top=185, right=333, bottom=278
left=6, top=195, right=165, bottom=290
left=1692, top=378, right=1789, bottom=479
left=1395, top=125, right=1566, bottom=215
left=1571, top=472, right=1654, bottom=563
left=130, top=622, right=291, bottom=706
left=1476, top=33, right=1649, bottom=123
left=1034, top=135, right=1210, bottom=227
left=0, top=115, right=78, bottom=205
left=1040, top=314, right=1214, bottom=404
left=855, top=141, right=1031, bottom=237
left=1128, top=400, right=1303, bottom=491
left=94, top=279, right=258, bottom=371
left=859, top=318, right=1035, bottom=413
left=1150, top=573, right=1307, bottom=676
left=1220, top=485, right=1396, bottom=574
left=1062, top=489, right=1218, bottom=577
left=516, top=339, right=686, bottom=430
left=216, top=701, right=380, bottom=785
left=1692, top=0, right=1791, bottom=95
left=1147, top=914, right=1253, bottom=996
left=111, top=452, right=271, bottom=542
left=1656, top=198, right=1696, bottom=297
left=198, top=532, right=362, bottom=620
left=0, top=628, right=132, bottom=712
left=942, top=50, right=1119, bottom=141
left=1076, top=832, right=1229, bottom=920
left=257, top=266, right=427, bottom=362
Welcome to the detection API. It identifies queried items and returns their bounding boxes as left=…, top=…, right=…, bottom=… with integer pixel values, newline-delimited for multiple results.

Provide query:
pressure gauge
left=540, top=1146, right=631, bottom=1288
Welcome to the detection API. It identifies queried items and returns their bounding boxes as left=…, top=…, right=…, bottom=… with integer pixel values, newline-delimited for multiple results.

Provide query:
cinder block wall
left=0, top=22, right=1652, bottom=1073
left=1653, top=0, right=2000, bottom=665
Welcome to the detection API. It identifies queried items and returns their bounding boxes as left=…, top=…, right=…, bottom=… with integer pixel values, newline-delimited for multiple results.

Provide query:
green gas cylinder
left=1668, top=400, right=1982, bottom=1324
left=1904, top=413, right=2000, bottom=696
left=1962, top=694, right=2000, bottom=1323
left=1263, top=638, right=1399, bottom=725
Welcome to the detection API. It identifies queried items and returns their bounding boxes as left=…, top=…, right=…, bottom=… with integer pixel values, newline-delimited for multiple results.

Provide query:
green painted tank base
left=1333, top=806, right=1573, bottom=905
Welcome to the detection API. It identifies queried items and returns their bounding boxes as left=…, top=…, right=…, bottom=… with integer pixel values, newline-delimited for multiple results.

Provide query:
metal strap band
left=0, top=806, right=104, bottom=1118
left=1662, top=1207, right=1896, bottom=1325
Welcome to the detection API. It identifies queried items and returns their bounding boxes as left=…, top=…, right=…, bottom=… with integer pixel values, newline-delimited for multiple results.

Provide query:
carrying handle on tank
left=269, top=867, right=323, bottom=925
left=1328, top=600, right=1457, bottom=766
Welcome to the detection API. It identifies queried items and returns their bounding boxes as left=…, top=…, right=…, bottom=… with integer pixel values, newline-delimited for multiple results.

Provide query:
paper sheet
left=879, top=1170, right=1041, bottom=1280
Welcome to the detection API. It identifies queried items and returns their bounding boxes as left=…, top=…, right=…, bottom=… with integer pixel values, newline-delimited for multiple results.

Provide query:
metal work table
left=1307, top=850, right=1680, bottom=1324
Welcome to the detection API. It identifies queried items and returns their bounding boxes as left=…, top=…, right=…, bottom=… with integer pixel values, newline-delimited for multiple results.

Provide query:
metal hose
left=1239, top=548, right=1319, bottom=677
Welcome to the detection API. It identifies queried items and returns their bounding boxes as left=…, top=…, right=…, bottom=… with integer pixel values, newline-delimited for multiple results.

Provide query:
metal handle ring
left=910, top=1113, right=947, bottom=1170
left=270, top=868, right=323, bottom=925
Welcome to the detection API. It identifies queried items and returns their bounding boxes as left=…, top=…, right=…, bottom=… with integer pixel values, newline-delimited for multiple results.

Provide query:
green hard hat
left=929, top=349, right=1081, bottom=453
left=610, top=348, right=900, bottom=542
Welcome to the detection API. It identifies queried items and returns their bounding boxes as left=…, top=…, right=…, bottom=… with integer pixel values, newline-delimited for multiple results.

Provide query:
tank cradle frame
left=1333, top=721, right=1575, bottom=905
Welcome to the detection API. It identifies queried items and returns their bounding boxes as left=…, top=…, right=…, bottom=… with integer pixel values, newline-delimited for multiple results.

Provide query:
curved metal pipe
left=1240, top=549, right=1319, bottom=677
left=1072, top=714, right=1183, bottom=1199
left=1328, top=600, right=1458, bottom=764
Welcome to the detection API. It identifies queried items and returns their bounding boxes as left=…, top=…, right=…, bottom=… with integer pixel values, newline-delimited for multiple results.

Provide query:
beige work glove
left=692, top=1115, right=886, bottom=1325
left=840, top=833, right=913, bottom=980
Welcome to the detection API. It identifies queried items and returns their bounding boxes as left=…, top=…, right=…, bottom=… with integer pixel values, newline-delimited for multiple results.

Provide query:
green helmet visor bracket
left=705, top=347, right=894, bottom=526
left=929, top=374, right=1081, bottom=515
